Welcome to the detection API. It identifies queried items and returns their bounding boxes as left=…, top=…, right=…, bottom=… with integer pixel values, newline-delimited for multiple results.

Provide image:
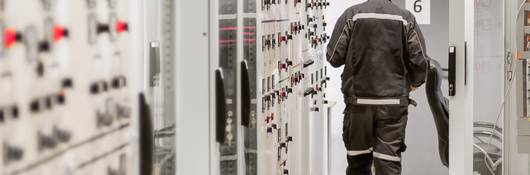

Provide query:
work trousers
left=343, top=105, right=408, bottom=175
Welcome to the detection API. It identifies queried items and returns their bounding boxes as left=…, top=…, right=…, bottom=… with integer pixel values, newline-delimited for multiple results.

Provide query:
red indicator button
left=53, top=26, right=68, bottom=42
left=115, top=20, right=128, bottom=33
left=280, top=63, right=287, bottom=69
left=4, top=28, right=20, bottom=48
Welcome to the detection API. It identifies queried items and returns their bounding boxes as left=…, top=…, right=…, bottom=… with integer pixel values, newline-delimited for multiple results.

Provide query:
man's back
left=326, top=1, right=430, bottom=174
left=327, top=0, right=428, bottom=105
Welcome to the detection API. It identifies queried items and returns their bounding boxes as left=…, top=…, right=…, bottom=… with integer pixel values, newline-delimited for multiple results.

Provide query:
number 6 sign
left=406, top=0, right=431, bottom=24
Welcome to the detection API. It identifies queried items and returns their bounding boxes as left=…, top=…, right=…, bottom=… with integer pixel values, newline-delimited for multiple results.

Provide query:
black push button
left=90, top=83, right=100, bottom=94
left=11, top=106, right=18, bottom=119
left=56, top=93, right=65, bottom=105
left=0, top=109, right=4, bottom=123
left=4, top=143, right=24, bottom=163
left=30, top=100, right=40, bottom=113
left=97, top=111, right=113, bottom=127
left=53, top=126, right=71, bottom=143
left=38, top=132, right=58, bottom=151
left=62, top=78, right=73, bottom=88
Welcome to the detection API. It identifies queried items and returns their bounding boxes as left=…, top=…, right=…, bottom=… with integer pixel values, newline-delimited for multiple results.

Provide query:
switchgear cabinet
left=0, top=0, right=144, bottom=174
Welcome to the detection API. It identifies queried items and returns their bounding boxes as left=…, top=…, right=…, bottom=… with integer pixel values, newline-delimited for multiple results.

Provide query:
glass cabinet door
left=219, top=0, right=240, bottom=174
left=473, top=0, right=505, bottom=174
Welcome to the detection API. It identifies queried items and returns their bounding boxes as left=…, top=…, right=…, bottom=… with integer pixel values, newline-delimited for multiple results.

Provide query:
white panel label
left=406, top=0, right=431, bottom=25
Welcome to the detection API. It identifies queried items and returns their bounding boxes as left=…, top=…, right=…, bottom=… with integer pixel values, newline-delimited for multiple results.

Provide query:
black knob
left=117, top=105, right=131, bottom=119
left=267, top=127, right=273, bottom=133
left=54, top=126, right=71, bottom=143
left=30, top=99, right=40, bottom=113
left=38, top=41, right=51, bottom=52
left=3, top=143, right=24, bottom=163
left=286, top=60, right=293, bottom=66
left=56, top=93, right=66, bottom=105
left=62, top=78, right=74, bottom=88
left=97, top=23, right=110, bottom=34
left=90, top=82, right=100, bottom=94
left=0, top=109, right=4, bottom=123
left=304, top=87, right=316, bottom=97
left=97, top=110, right=113, bottom=127
left=38, top=132, right=58, bottom=151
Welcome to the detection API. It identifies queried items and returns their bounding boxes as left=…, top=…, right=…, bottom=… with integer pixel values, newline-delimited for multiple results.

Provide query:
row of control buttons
left=290, top=21, right=305, bottom=34
left=306, top=0, right=330, bottom=10
left=2, top=22, right=69, bottom=55
left=38, top=126, right=72, bottom=151
left=3, top=142, right=23, bottom=165
left=262, top=23, right=306, bottom=51
left=3, top=125, right=72, bottom=165
left=263, top=0, right=327, bottom=9
left=97, top=98, right=131, bottom=128
left=29, top=78, right=72, bottom=113
left=0, top=105, right=19, bottom=124
left=90, top=76, right=127, bottom=95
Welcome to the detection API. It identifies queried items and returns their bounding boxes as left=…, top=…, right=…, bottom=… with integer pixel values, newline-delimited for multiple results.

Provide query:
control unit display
left=0, top=0, right=142, bottom=174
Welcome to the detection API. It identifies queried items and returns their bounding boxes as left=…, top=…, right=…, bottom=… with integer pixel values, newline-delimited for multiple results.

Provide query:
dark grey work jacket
left=326, top=0, right=429, bottom=106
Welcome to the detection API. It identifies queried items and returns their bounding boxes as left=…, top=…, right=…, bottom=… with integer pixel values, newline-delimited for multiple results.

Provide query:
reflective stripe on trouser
left=343, top=105, right=408, bottom=175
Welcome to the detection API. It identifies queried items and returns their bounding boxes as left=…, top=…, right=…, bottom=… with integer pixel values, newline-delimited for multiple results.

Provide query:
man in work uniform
left=326, top=0, right=429, bottom=174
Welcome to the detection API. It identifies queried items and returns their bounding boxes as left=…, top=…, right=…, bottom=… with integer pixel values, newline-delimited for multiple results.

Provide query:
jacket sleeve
left=405, top=15, right=430, bottom=88
left=326, top=12, right=351, bottom=68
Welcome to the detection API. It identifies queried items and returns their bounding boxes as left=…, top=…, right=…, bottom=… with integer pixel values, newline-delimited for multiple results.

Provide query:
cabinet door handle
left=138, top=93, right=153, bottom=174
left=216, top=69, right=228, bottom=143
left=448, top=46, right=456, bottom=96
left=241, top=60, right=251, bottom=127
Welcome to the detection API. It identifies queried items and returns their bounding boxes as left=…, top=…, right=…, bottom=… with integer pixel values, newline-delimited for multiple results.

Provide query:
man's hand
left=410, top=85, right=417, bottom=92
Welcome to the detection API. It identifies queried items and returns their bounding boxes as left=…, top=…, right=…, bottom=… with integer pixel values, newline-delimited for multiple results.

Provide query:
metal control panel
left=0, top=0, right=142, bottom=174
left=257, top=0, right=330, bottom=175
